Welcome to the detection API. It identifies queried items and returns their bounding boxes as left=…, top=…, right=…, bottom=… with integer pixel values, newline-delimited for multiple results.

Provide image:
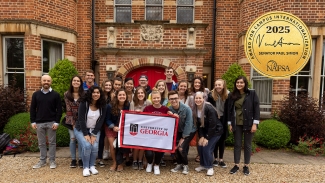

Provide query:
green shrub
left=225, top=129, right=234, bottom=146
left=3, top=113, right=31, bottom=139
left=49, top=59, right=78, bottom=112
left=255, top=119, right=290, bottom=149
left=57, top=114, right=69, bottom=147
left=221, top=63, right=251, bottom=92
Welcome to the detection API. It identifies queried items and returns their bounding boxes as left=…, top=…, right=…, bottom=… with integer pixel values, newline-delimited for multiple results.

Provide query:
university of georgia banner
left=118, top=110, right=179, bottom=153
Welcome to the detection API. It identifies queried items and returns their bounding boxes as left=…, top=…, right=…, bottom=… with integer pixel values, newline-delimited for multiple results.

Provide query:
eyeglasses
left=139, top=80, right=147, bottom=82
left=169, top=98, right=179, bottom=101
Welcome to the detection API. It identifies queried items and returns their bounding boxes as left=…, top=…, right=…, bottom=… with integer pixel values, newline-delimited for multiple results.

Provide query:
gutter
left=211, top=0, right=217, bottom=87
left=91, top=0, right=97, bottom=71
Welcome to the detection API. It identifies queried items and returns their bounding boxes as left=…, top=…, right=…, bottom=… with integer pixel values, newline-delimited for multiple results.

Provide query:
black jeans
left=97, top=127, right=105, bottom=159
left=233, top=125, right=254, bottom=164
left=175, top=132, right=196, bottom=165
left=145, top=150, right=164, bottom=165
left=214, top=116, right=226, bottom=159
left=115, top=136, right=130, bottom=165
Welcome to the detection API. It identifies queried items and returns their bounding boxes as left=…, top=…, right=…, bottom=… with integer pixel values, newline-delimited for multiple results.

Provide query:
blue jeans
left=74, top=128, right=100, bottom=169
left=198, top=136, right=220, bottom=168
left=36, top=122, right=57, bottom=162
left=68, top=129, right=82, bottom=160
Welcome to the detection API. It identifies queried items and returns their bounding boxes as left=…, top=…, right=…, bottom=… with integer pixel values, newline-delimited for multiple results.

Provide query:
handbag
left=61, top=116, right=73, bottom=130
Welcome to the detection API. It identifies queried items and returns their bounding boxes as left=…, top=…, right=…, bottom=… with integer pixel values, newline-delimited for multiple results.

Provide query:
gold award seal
left=245, top=11, right=312, bottom=78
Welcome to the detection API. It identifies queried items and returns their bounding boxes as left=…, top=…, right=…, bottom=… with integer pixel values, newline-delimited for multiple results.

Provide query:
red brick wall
left=0, top=0, right=77, bottom=31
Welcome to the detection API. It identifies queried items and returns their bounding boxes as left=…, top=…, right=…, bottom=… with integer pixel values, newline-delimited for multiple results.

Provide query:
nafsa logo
left=130, top=124, right=138, bottom=136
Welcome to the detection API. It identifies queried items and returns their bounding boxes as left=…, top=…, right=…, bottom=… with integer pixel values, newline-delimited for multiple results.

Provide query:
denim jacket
left=169, top=102, right=196, bottom=138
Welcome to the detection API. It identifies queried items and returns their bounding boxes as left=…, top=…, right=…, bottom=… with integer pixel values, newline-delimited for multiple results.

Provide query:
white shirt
left=87, top=108, right=100, bottom=129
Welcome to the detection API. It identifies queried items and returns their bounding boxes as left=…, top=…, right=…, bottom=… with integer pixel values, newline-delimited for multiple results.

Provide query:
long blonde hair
left=212, top=79, right=228, bottom=101
left=154, top=79, right=168, bottom=99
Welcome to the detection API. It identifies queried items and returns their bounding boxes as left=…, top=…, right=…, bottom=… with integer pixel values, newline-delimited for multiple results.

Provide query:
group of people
left=30, top=67, right=260, bottom=177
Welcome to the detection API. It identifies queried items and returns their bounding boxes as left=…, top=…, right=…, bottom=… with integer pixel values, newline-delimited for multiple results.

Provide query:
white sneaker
left=154, top=165, right=160, bottom=175
left=195, top=166, right=206, bottom=172
left=206, top=168, right=214, bottom=176
left=146, top=163, right=153, bottom=173
left=90, top=166, right=98, bottom=175
left=83, top=168, right=91, bottom=177
left=103, top=150, right=109, bottom=160
left=49, top=161, right=57, bottom=169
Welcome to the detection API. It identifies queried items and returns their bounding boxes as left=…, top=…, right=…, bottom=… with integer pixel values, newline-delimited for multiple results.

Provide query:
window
left=290, top=39, right=316, bottom=97
left=251, top=69, right=273, bottom=114
left=3, top=37, right=25, bottom=90
left=115, top=0, right=132, bottom=23
left=42, top=40, right=63, bottom=74
left=177, top=0, right=194, bottom=23
left=146, top=0, right=163, bottom=20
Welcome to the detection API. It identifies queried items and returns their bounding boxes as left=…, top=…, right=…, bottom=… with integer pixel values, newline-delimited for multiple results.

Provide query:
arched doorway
left=126, top=66, right=177, bottom=88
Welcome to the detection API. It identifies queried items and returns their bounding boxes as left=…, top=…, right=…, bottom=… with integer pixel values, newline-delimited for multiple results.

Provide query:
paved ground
left=1, top=147, right=325, bottom=182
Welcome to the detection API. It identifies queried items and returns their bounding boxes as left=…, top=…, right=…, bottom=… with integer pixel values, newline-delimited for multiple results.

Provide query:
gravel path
left=1, top=156, right=324, bottom=182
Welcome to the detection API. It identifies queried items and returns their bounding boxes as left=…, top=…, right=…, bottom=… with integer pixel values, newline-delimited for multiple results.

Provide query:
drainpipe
left=91, top=0, right=97, bottom=71
left=211, top=0, right=217, bottom=88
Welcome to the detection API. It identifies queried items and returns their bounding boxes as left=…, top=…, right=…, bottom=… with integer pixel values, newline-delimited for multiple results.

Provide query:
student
left=176, top=80, right=194, bottom=109
left=74, top=86, right=107, bottom=177
left=164, top=67, right=178, bottom=91
left=208, top=79, right=229, bottom=168
left=30, top=75, right=62, bottom=169
left=83, top=69, right=97, bottom=91
left=148, top=79, right=169, bottom=107
left=106, top=89, right=130, bottom=171
left=97, top=79, right=113, bottom=167
left=143, top=88, right=170, bottom=175
left=190, top=77, right=209, bottom=101
left=64, top=76, right=85, bottom=168
left=124, top=77, right=135, bottom=103
left=228, top=76, right=260, bottom=176
left=111, top=77, right=123, bottom=99
left=193, top=92, right=223, bottom=176
left=168, top=91, right=196, bottom=175
left=138, top=75, right=152, bottom=98
left=129, top=86, right=152, bottom=170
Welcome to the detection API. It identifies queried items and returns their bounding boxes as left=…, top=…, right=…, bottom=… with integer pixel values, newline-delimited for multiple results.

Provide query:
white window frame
left=114, top=0, right=132, bottom=23
left=176, top=0, right=195, bottom=23
left=250, top=68, right=273, bottom=117
left=2, top=36, right=25, bottom=88
left=290, top=39, right=316, bottom=97
left=145, top=0, right=163, bottom=21
left=42, top=39, right=64, bottom=74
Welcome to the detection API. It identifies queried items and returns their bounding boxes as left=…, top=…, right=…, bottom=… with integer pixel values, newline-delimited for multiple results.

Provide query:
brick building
left=0, top=0, right=325, bottom=116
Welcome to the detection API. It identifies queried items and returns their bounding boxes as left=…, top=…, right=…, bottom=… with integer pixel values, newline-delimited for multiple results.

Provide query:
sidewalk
left=16, top=146, right=325, bottom=165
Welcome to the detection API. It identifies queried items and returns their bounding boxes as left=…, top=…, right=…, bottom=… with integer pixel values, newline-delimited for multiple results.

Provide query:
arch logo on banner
left=245, top=11, right=312, bottom=78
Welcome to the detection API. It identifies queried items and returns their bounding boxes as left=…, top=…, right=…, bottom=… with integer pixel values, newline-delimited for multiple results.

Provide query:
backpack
left=0, top=133, right=11, bottom=153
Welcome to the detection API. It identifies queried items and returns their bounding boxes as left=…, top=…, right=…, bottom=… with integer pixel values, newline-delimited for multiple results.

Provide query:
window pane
left=146, top=0, right=162, bottom=5
left=177, top=0, right=193, bottom=5
left=115, top=0, right=131, bottom=4
left=8, top=73, right=24, bottom=90
left=251, top=70, right=272, bottom=106
left=116, top=7, right=132, bottom=23
left=146, top=7, right=162, bottom=20
left=177, top=7, right=193, bottom=23
left=5, top=38, right=24, bottom=68
left=43, top=40, right=62, bottom=73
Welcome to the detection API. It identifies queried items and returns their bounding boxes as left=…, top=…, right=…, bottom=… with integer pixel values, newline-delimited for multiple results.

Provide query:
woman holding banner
left=143, top=88, right=170, bottom=175
left=74, top=86, right=107, bottom=177
left=129, top=86, right=152, bottom=170
left=106, top=88, right=130, bottom=171
left=193, top=92, right=223, bottom=176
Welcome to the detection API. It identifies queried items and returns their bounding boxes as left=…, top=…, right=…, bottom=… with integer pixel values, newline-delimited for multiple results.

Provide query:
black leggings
left=145, top=151, right=164, bottom=165
left=214, top=135, right=226, bottom=159
left=97, top=127, right=105, bottom=159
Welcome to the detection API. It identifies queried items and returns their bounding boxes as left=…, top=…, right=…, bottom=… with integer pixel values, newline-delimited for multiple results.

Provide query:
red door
left=126, top=66, right=177, bottom=88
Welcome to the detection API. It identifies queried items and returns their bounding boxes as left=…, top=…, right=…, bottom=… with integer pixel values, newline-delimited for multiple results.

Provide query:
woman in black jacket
left=207, top=79, right=229, bottom=168
left=193, top=92, right=223, bottom=176
left=74, top=86, right=107, bottom=177
left=227, top=76, right=260, bottom=176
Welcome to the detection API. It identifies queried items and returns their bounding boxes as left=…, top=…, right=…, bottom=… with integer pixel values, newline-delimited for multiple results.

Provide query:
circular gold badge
left=245, top=11, right=312, bottom=78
